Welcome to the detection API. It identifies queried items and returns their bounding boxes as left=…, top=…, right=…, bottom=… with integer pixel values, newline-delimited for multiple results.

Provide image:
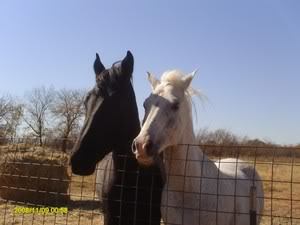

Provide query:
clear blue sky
left=0, top=1, right=299, bottom=145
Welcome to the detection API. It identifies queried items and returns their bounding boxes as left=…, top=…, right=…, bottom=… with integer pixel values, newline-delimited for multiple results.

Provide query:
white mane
left=161, top=69, right=203, bottom=98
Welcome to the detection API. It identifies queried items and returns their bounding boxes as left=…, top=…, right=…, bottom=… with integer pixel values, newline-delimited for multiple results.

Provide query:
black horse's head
left=70, top=51, right=140, bottom=175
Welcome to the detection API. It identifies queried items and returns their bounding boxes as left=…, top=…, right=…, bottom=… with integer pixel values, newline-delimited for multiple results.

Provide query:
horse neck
left=118, top=85, right=141, bottom=149
left=163, top=115, right=217, bottom=189
left=126, top=84, right=141, bottom=140
left=114, top=86, right=141, bottom=161
left=164, top=116, right=203, bottom=177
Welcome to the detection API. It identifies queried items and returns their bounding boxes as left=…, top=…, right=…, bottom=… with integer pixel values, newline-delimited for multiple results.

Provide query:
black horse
left=70, top=51, right=163, bottom=225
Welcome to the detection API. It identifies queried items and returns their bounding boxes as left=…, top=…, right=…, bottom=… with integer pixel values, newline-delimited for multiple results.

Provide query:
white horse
left=95, top=153, right=114, bottom=202
left=132, top=70, right=264, bottom=225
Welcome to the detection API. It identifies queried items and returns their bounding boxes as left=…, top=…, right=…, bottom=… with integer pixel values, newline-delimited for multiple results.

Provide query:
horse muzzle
left=132, top=137, right=156, bottom=166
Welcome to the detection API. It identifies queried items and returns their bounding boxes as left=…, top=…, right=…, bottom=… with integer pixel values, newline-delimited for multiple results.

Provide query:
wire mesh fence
left=0, top=138, right=299, bottom=225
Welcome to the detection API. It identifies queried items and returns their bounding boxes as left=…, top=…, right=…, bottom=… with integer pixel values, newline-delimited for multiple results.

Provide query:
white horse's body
left=161, top=141, right=264, bottom=225
left=133, top=70, right=264, bottom=225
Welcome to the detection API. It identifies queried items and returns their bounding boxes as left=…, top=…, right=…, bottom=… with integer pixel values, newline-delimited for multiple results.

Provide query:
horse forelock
left=96, top=64, right=133, bottom=97
left=160, top=69, right=205, bottom=100
left=161, top=70, right=186, bottom=89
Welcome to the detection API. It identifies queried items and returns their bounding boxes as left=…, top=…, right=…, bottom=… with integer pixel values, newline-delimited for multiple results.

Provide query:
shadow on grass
left=67, top=199, right=102, bottom=211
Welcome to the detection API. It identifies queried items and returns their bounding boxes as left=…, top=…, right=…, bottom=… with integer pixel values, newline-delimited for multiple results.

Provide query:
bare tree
left=212, top=129, right=238, bottom=145
left=0, top=95, right=23, bottom=142
left=51, top=89, right=85, bottom=152
left=4, top=104, right=23, bottom=141
left=0, top=95, right=13, bottom=122
left=23, top=87, right=54, bottom=146
left=197, top=128, right=239, bottom=145
left=0, top=95, right=13, bottom=141
left=197, top=128, right=279, bottom=147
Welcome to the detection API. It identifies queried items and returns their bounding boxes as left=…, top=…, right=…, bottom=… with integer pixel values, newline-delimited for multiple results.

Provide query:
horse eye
left=171, top=102, right=179, bottom=111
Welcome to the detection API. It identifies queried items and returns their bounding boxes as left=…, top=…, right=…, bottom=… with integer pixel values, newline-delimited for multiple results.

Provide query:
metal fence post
left=250, top=186, right=257, bottom=225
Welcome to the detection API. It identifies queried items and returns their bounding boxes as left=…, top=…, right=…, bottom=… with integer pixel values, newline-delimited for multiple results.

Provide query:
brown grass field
left=0, top=145, right=300, bottom=225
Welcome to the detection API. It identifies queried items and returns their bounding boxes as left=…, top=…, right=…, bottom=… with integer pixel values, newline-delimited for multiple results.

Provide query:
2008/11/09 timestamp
left=14, top=206, right=68, bottom=215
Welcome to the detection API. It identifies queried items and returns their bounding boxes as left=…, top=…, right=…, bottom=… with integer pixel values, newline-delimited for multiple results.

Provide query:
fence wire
left=0, top=138, right=299, bottom=225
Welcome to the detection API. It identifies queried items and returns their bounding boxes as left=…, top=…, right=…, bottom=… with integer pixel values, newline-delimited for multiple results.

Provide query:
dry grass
left=254, top=156, right=300, bottom=225
left=1, top=145, right=300, bottom=225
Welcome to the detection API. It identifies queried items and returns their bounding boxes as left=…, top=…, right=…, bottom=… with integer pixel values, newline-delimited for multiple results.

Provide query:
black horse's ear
left=121, top=51, right=134, bottom=77
left=94, top=53, right=105, bottom=75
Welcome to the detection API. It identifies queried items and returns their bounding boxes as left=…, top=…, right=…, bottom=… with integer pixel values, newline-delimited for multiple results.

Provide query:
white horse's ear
left=147, top=72, right=160, bottom=90
left=182, top=69, right=198, bottom=90
left=189, top=69, right=199, bottom=78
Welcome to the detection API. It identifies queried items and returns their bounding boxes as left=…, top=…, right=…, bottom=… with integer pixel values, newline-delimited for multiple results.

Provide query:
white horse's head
left=132, top=69, right=198, bottom=166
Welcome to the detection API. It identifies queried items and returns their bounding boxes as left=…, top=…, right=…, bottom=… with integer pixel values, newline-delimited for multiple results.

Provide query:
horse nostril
left=143, top=140, right=153, bottom=155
